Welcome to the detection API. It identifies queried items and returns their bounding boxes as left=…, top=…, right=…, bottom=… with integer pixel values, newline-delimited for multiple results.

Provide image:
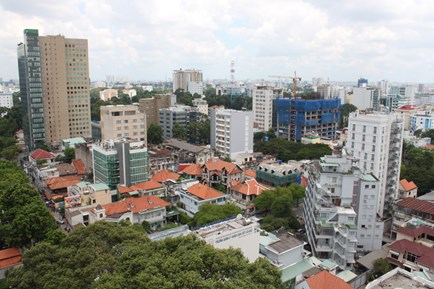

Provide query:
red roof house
left=151, top=169, right=180, bottom=183
left=0, top=248, right=22, bottom=273
left=305, top=270, right=353, bottom=289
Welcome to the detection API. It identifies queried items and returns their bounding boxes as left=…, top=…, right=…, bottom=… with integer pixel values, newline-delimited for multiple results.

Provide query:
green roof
left=63, top=137, right=86, bottom=145
left=361, top=174, right=377, bottom=182
left=336, top=270, right=357, bottom=282
left=90, top=183, right=109, bottom=191
left=281, top=259, right=314, bottom=282
left=76, top=181, right=91, bottom=188
left=259, top=233, right=280, bottom=246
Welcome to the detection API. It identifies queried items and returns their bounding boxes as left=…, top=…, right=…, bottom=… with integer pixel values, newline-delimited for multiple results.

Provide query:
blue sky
left=0, top=0, right=433, bottom=83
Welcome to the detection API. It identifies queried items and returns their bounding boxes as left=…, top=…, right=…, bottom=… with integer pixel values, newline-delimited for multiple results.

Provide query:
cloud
left=0, top=0, right=433, bottom=82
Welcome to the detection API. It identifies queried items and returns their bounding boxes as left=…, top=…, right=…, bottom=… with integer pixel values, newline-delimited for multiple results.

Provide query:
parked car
left=57, top=218, right=65, bottom=224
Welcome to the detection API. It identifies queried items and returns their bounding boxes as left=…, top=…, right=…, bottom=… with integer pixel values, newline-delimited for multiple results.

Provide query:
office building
left=358, top=78, right=368, bottom=87
left=93, top=140, right=148, bottom=189
left=345, top=111, right=404, bottom=218
left=390, top=85, right=416, bottom=105
left=39, top=34, right=91, bottom=144
left=410, top=110, right=434, bottom=132
left=17, top=29, right=45, bottom=150
left=139, top=94, right=173, bottom=128
left=252, top=85, right=274, bottom=131
left=100, top=105, right=147, bottom=144
left=159, top=105, right=191, bottom=139
left=173, top=69, right=203, bottom=92
left=275, top=98, right=340, bottom=142
left=351, top=87, right=381, bottom=111
left=187, top=81, right=204, bottom=96
left=210, top=109, right=253, bottom=159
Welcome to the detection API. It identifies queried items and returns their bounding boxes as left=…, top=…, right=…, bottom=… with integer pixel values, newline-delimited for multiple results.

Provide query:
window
left=406, top=252, right=418, bottom=263
left=374, top=127, right=377, bottom=133
left=363, top=125, right=366, bottom=132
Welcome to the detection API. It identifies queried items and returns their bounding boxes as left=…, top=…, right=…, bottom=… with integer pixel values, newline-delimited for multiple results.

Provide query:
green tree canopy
left=340, top=103, right=357, bottom=128
left=7, top=222, right=284, bottom=289
left=147, top=124, right=164, bottom=145
left=172, top=124, right=187, bottom=140
left=192, top=203, right=241, bottom=227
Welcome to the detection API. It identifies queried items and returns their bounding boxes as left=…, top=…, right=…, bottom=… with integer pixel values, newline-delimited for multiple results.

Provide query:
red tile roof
left=45, top=175, right=82, bottom=191
left=388, top=239, right=434, bottom=268
left=130, top=180, right=163, bottom=191
left=397, top=104, right=416, bottom=110
left=203, top=159, right=242, bottom=175
left=72, top=159, right=86, bottom=175
left=118, top=185, right=133, bottom=194
left=30, top=148, right=54, bottom=160
left=103, top=196, right=169, bottom=216
left=245, top=169, right=256, bottom=178
left=306, top=270, right=353, bottom=289
left=56, top=163, right=77, bottom=176
left=396, top=225, right=434, bottom=238
left=0, top=248, right=22, bottom=270
left=232, top=179, right=267, bottom=196
left=400, top=179, right=417, bottom=191
left=397, top=198, right=434, bottom=215
left=187, top=183, right=225, bottom=200
left=151, top=169, right=180, bottom=183
left=181, top=163, right=203, bottom=176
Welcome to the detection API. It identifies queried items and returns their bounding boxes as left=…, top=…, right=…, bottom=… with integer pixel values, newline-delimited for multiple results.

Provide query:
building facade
left=210, top=109, right=254, bottom=159
left=410, top=110, right=434, bottom=132
left=0, top=93, right=13, bottom=109
left=39, top=35, right=91, bottom=144
left=252, top=85, right=274, bottom=131
left=159, top=105, right=191, bottom=139
left=17, top=29, right=45, bottom=150
left=139, top=94, right=173, bottom=128
left=100, top=105, right=147, bottom=144
left=351, top=87, right=381, bottom=111
left=99, top=88, right=118, bottom=101
left=275, top=98, right=341, bottom=142
left=173, top=69, right=203, bottom=92
left=93, top=140, right=148, bottom=189
left=345, top=111, right=404, bottom=219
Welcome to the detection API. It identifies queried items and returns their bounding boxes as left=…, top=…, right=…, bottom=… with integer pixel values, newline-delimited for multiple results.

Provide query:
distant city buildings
left=210, top=109, right=254, bottom=159
left=172, top=68, right=203, bottom=95
left=351, top=87, right=380, bottom=111
left=252, top=85, right=274, bottom=131
left=410, top=110, right=434, bottom=132
left=99, top=88, right=118, bottom=101
left=0, top=93, right=13, bottom=109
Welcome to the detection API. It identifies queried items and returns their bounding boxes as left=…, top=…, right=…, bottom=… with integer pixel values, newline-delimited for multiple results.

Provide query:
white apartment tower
left=210, top=109, right=253, bottom=159
left=351, top=87, right=381, bottom=111
left=345, top=111, right=404, bottom=219
left=303, top=156, right=384, bottom=269
left=173, top=69, right=203, bottom=93
left=252, top=85, right=274, bottom=131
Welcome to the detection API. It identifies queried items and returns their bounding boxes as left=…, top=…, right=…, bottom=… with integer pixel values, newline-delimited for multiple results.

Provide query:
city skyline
left=1, top=0, right=434, bottom=82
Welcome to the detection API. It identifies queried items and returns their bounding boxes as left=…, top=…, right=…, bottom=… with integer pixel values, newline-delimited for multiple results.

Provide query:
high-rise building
left=18, top=29, right=45, bottom=150
left=389, top=85, right=416, bottom=105
left=93, top=140, right=148, bottom=189
left=100, top=105, right=147, bottom=144
left=159, top=105, right=191, bottom=139
left=274, top=98, right=341, bottom=141
left=18, top=29, right=91, bottom=149
left=351, top=87, right=381, bottom=111
left=173, top=69, right=203, bottom=93
left=139, top=94, right=174, bottom=128
left=358, top=78, right=368, bottom=88
left=39, top=35, right=91, bottom=144
left=345, top=111, right=404, bottom=218
left=210, top=109, right=253, bottom=159
left=252, top=85, right=274, bottom=131
left=303, top=155, right=384, bottom=269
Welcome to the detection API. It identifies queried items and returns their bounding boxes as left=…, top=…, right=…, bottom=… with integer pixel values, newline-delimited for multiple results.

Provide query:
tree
left=340, top=103, right=357, bottom=128
left=63, top=148, right=75, bottom=164
left=172, top=124, right=187, bottom=140
left=147, top=124, right=163, bottom=145
left=369, top=258, right=392, bottom=280
left=7, top=222, right=284, bottom=289
left=192, top=203, right=241, bottom=227
left=289, top=183, right=305, bottom=206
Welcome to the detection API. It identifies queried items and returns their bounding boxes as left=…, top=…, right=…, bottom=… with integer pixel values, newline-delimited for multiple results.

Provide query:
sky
left=1, top=0, right=434, bottom=83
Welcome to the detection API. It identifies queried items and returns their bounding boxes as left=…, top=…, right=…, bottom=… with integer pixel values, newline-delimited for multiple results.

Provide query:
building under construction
left=274, top=98, right=341, bottom=142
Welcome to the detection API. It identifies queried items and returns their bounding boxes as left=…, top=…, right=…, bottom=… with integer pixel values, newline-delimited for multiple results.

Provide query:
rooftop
left=186, top=183, right=224, bottom=200
left=280, top=259, right=314, bottom=283
left=180, top=163, right=203, bottom=176
left=151, top=169, right=180, bottom=183
left=367, top=268, right=434, bottom=289
left=195, top=216, right=257, bottom=239
left=129, top=180, right=163, bottom=191
left=400, top=179, right=418, bottom=191
left=103, top=196, right=169, bottom=216
left=397, top=197, right=434, bottom=215
left=165, top=138, right=206, bottom=154
left=72, top=159, right=86, bottom=175
left=267, top=233, right=303, bottom=254
left=203, top=159, right=242, bottom=175
left=0, top=248, right=22, bottom=270
left=55, top=163, right=77, bottom=176
left=306, top=270, right=354, bottom=289
left=30, top=148, right=54, bottom=160
left=231, top=179, right=268, bottom=196
left=388, top=239, right=434, bottom=268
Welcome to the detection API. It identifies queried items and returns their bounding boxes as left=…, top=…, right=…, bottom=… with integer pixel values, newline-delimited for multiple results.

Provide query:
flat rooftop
left=195, top=217, right=257, bottom=239
left=268, top=233, right=303, bottom=253
left=369, top=270, right=434, bottom=289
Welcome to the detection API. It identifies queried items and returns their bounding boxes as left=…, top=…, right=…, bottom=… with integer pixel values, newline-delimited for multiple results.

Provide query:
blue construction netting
left=277, top=98, right=291, bottom=125
left=321, top=113, right=335, bottom=124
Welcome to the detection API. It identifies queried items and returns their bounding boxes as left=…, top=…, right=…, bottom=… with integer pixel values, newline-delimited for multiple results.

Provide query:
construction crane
left=269, top=71, right=301, bottom=98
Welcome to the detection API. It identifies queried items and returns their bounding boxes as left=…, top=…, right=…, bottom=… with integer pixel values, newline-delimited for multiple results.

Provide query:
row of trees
left=254, top=137, right=332, bottom=161
left=254, top=184, right=305, bottom=232
left=6, top=222, right=284, bottom=289
left=0, top=160, right=57, bottom=248
left=400, top=141, right=434, bottom=194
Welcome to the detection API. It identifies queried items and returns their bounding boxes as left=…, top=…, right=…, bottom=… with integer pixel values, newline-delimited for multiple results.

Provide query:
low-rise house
left=399, top=179, right=418, bottom=199
left=179, top=183, right=227, bottom=214
left=66, top=182, right=112, bottom=208
left=230, top=178, right=267, bottom=204
left=385, top=239, right=434, bottom=273
left=164, top=138, right=211, bottom=164
left=118, top=180, right=165, bottom=198
left=151, top=169, right=180, bottom=183
left=103, top=196, right=170, bottom=228
left=202, top=159, right=243, bottom=188
left=148, top=148, right=176, bottom=175
left=295, top=270, right=353, bottom=289
left=392, top=198, right=434, bottom=238
left=72, top=159, right=87, bottom=176
left=179, top=163, right=203, bottom=180
left=45, top=175, right=82, bottom=195
left=194, top=216, right=260, bottom=262
left=29, top=148, right=55, bottom=166
left=0, top=248, right=22, bottom=279
left=256, top=160, right=302, bottom=187
left=396, top=225, right=434, bottom=246
left=259, top=232, right=307, bottom=269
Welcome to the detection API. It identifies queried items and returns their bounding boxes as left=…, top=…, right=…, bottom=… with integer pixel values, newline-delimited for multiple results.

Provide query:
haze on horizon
left=0, top=0, right=433, bottom=83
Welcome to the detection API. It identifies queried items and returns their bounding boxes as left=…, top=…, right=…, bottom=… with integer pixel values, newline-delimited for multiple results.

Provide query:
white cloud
left=0, top=0, right=434, bottom=82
